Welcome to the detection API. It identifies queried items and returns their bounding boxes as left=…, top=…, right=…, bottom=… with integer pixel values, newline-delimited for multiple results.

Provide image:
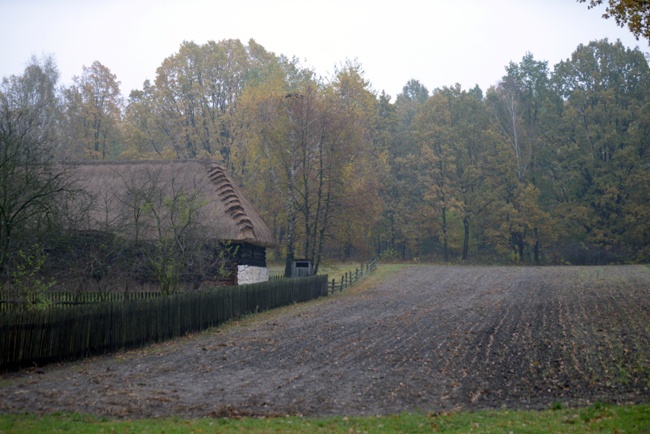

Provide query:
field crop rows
left=433, top=266, right=650, bottom=409
left=0, top=265, right=648, bottom=418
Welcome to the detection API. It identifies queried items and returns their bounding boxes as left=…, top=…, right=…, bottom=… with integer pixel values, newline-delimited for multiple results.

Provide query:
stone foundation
left=237, top=265, right=269, bottom=285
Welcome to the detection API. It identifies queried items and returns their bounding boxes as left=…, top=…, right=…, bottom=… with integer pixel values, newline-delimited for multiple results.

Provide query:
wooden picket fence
left=0, top=275, right=328, bottom=372
left=0, top=291, right=161, bottom=311
left=328, top=259, right=377, bottom=294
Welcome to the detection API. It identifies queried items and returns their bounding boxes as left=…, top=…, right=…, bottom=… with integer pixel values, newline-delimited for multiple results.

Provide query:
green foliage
left=551, top=39, right=650, bottom=263
left=149, top=241, right=181, bottom=295
left=379, top=247, right=399, bottom=262
left=0, top=404, right=647, bottom=433
left=6, top=244, right=54, bottom=310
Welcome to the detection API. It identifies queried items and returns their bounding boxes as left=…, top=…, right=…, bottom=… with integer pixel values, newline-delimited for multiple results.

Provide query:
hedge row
left=0, top=275, right=328, bottom=371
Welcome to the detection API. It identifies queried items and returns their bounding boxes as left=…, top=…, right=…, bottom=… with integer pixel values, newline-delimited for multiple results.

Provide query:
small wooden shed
left=291, top=259, right=313, bottom=277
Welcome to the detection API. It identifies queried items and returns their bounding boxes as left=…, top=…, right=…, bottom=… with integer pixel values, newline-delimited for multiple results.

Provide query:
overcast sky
left=1, top=0, right=648, bottom=99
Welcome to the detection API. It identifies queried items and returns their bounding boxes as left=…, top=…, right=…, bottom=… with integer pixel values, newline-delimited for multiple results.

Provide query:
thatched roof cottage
left=68, top=159, right=275, bottom=286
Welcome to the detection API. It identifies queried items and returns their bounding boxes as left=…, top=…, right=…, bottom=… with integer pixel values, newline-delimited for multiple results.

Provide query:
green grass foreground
left=0, top=404, right=648, bottom=433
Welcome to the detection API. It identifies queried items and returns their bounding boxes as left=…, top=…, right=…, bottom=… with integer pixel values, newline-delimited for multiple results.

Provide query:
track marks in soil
left=0, top=265, right=648, bottom=418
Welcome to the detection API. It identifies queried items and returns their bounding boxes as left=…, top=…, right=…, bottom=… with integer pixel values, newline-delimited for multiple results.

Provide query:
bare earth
left=1, top=265, right=649, bottom=418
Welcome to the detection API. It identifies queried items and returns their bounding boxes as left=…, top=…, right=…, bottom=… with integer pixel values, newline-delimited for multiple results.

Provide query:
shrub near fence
left=0, top=275, right=328, bottom=372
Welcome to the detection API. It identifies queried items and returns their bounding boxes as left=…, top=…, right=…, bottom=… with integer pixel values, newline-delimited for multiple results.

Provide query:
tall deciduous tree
left=443, top=85, right=494, bottom=261
left=121, top=80, right=175, bottom=159
left=414, top=89, right=459, bottom=262
left=411, top=85, right=496, bottom=262
left=376, top=80, right=430, bottom=259
left=63, top=61, right=123, bottom=159
left=551, top=39, right=650, bottom=262
left=394, top=79, right=429, bottom=158
left=485, top=54, right=559, bottom=263
left=0, top=56, right=73, bottom=282
left=326, top=62, right=381, bottom=261
left=372, top=91, right=406, bottom=258
left=143, top=39, right=275, bottom=165
left=237, top=61, right=379, bottom=274
left=235, top=58, right=309, bottom=275
left=487, top=53, right=555, bottom=185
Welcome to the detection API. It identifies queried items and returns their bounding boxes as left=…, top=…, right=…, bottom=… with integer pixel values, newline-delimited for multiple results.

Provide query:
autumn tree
left=128, top=39, right=277, bottom=166
left=376, top=80, right=430, bottom=259
left=443, top=85, right=494, bottom=261
left=478, top=134, right=552, bottom=264
left=235, top=57, right=309, bottom=275
left=487, top=53, right=558, bottom=185
left=237, top=60, right=380, bottom=274
left=394, top=79, right=429, bottom=159
left=121, top=80, right=175, bottom=160
left=482, top=54, right=562, bottom=264
left=551, top=39, right=650, bottom=262
left=371, top=91, right=404, bottom=258
left=325, top=62, right=382, bottom=261
left=62, top=61, right=123, bottom=160
left=578, top=0, right=650, bottom=41
left=413, top=89, right=459, bottom=262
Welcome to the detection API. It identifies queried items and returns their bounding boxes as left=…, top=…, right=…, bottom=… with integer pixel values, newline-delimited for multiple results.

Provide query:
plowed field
left=1, top=265, right=649, bottom=418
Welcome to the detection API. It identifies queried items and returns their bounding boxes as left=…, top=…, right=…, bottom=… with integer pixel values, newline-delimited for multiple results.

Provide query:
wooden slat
left=0, top=275, right=330, bottom=371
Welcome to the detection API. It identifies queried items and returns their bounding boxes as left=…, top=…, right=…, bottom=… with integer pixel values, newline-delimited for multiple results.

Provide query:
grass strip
left=0, top=404, right=648, bottom=433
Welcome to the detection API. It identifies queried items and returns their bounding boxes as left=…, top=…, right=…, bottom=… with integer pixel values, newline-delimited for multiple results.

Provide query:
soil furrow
left=0, top=265, right=648, bottom=418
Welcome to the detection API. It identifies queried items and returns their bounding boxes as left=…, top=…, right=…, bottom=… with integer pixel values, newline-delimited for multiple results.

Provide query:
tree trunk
left=442, top=207, right=449, bottom=262
left=511, top=232, right=524, bottom=264
left=534, top=227, right=540, bottom=265
left=462, top=216, right=470, bottom=261
left=283, top=208, right=296, bottom=277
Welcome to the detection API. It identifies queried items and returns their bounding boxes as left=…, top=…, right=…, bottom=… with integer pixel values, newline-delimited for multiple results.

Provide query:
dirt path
left=1, top=265, right=649, bottom=418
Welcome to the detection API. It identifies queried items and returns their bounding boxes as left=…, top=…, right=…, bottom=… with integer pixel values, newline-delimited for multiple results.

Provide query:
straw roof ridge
left=66, top=159, right=275, bottom=247
left=205, top=163, right=256, bottom=236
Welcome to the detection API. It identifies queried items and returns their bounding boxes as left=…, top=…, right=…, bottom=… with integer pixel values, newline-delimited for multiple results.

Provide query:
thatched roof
left=68, top=159, right=275, bottom=247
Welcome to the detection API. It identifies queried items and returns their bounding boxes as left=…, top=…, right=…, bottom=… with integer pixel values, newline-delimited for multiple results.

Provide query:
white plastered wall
left=237, top=265, right=269, bottom=285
